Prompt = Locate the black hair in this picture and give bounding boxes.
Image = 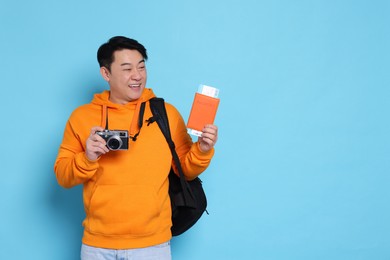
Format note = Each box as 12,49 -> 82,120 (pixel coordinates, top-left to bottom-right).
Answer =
97,36 -> 148,71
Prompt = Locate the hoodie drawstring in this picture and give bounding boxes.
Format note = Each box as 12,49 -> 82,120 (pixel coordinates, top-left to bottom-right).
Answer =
101,104 -> 107,128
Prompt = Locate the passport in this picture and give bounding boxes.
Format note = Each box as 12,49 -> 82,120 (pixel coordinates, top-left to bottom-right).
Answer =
187,85 -> 220,136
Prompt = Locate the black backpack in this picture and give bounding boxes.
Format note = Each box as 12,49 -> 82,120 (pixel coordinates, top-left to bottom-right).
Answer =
148,97 -> 208,236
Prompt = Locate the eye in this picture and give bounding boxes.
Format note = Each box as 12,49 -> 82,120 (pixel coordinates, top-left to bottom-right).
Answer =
138,62 -> 146,70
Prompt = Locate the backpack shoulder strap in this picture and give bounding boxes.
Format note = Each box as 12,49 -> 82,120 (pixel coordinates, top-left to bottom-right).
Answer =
149,97 -> 196,208
149,98 -> 173,146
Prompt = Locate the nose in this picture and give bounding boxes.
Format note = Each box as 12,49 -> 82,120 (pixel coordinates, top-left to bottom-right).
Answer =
131,69 -> 142,80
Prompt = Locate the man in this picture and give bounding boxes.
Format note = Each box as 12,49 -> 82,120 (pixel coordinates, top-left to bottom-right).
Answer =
54,36 -> 218,259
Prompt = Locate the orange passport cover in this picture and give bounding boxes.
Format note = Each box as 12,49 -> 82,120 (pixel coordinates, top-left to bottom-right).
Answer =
187,93 -> 220,131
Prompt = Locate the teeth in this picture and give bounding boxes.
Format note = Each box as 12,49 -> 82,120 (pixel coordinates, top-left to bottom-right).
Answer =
129,84 -> 141,88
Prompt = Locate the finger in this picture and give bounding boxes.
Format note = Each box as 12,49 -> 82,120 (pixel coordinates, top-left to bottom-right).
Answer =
202,138 -> 214,147
204,124 -> 218,130
200,133 -> 217,146
93,133 -> 106,143
88,142 -> 109,154
201,129 -> 218,142
94,145 -> 109,154
89,129 -> 106,143
202,125 -> 218,135
90,126 -> 105,136
86,134 -> 108,152
92,138 -> 109,151
200,132 -> 213,141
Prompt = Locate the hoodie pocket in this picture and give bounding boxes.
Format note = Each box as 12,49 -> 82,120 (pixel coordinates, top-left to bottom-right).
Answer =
87,185 -> 161,237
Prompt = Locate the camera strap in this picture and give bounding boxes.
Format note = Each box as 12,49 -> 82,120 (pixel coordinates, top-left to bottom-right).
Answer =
103,102 -> 147,142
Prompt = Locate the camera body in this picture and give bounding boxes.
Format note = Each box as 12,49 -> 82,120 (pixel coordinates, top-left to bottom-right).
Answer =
96,129 -> 129,150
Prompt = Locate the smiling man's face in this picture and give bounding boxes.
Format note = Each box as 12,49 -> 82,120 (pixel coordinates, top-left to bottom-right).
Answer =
100,49 -> 147,104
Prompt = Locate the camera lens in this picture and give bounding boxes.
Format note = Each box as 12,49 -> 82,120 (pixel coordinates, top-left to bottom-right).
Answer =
107,136 -> 123,150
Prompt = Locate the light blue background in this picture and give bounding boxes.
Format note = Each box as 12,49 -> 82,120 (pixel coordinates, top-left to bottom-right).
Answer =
1,0 -> 389,259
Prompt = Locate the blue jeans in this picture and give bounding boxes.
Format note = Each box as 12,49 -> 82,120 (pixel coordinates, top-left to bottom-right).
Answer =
80,242 -> 171,260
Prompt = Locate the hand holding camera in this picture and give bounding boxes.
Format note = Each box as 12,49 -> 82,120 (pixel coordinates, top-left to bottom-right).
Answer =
85,126 -> 110,161
85,126 -> 129,161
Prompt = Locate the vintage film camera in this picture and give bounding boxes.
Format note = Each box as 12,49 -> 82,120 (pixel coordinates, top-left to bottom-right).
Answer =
96,130 -> 129,150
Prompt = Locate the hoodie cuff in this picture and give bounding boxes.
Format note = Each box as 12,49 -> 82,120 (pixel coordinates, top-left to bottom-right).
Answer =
80,152 -> 100,169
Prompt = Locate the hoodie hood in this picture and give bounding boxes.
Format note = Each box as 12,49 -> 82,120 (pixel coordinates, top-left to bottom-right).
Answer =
91,88 -> 156,108
91,88 -> 156,134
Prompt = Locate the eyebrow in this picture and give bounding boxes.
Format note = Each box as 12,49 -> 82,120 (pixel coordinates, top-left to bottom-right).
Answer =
120,59 -> 145,67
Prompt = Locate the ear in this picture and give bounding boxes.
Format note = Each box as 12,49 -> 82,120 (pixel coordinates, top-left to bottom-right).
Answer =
100,67 -> 111,82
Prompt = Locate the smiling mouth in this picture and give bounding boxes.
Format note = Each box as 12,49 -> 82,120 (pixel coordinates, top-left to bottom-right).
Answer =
129,84 -> 141,89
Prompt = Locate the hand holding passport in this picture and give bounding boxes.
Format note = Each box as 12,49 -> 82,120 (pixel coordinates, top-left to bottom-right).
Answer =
187,85 -> 220,137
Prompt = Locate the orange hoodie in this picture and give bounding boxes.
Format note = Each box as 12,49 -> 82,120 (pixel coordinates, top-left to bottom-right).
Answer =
54,88 -> 214,249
